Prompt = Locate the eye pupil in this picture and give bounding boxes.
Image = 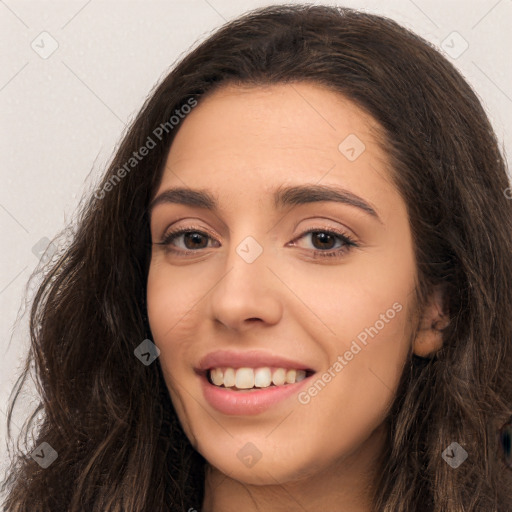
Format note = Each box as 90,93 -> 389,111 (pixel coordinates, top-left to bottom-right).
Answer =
185,232 -> 208,249
313,232 -> 335,250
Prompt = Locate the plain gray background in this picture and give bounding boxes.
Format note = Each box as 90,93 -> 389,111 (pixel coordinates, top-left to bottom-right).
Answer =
1,0 -> 511,492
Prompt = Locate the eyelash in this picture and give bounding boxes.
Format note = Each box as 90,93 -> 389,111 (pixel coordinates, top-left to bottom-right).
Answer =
156,225 -> 358,259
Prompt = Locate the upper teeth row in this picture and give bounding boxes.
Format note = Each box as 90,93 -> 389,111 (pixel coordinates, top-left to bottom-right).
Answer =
209,367 -> 307,389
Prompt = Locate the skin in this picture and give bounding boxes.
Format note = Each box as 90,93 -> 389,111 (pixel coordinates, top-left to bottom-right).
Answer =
146,82 -> 448,511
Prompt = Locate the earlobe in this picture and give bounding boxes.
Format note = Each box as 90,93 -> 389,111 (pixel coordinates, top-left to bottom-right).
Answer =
413,284 -> 450,358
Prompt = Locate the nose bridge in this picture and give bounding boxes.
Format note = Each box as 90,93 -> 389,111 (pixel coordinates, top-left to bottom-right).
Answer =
209,228 -> 283,328
234,233 -> 266,265
221,230 -> 270,294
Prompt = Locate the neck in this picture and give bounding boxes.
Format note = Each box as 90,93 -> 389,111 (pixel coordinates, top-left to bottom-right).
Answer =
201,422 -> 387,512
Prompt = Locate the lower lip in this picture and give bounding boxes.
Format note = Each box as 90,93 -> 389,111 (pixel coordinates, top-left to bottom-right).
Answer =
199,372 -> 313,415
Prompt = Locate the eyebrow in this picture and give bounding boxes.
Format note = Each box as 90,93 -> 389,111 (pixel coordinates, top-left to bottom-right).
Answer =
148,184 -> 382,223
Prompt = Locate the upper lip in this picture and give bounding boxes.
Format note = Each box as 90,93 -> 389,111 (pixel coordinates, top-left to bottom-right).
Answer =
197,350 -> 315,372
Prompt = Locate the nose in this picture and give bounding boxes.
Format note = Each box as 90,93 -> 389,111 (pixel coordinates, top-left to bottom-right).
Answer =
209,234 -> 283,332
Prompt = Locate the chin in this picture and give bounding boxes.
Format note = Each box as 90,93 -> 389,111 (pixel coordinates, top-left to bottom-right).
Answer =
198,435 -> 324,486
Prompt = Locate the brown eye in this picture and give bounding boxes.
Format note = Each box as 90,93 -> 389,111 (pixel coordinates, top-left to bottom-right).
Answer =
290,227 -> 358,260
180,232 -> 209,250
309,232 -> 338,250
158,228 -> 218,253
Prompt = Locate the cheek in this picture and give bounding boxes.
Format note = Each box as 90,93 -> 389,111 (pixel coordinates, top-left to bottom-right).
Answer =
291,301 -> 412,470
285,259 -> 413,349
146,263 -> 203,441
146,262 -> 200,378
147,259 -> 199,340
288,244 -> 415,417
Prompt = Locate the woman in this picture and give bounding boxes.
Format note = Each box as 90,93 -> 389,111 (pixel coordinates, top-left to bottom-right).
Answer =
2,4 -> 511,511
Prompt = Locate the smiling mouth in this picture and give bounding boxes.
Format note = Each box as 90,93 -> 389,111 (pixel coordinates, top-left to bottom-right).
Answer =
205,366 -> 316,391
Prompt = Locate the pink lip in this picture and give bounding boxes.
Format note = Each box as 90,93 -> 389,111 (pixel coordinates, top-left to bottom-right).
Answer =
196,349 -> 314,372
196,350 -> 316,415
199,372 -> 314,415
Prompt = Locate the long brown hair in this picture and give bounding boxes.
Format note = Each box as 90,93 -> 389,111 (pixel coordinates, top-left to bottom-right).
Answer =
2,4 -> 511,511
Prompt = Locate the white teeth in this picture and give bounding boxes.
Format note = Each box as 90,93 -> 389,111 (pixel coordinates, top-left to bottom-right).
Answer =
272,368 -> 286,386
254,367 -> 272,387
208,366 -> 310,389
223,368 -> 236,388
235,367 -> 254,389
285,369 -> 296,384
210,368 -> 224,386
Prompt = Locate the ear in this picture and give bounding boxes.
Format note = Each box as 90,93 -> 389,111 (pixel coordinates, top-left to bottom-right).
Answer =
413,284 -> 450,358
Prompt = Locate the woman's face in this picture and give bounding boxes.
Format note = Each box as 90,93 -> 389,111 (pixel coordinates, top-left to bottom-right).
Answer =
147,82 -> 419,486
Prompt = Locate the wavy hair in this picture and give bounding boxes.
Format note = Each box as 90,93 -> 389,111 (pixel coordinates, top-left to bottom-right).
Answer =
2,4 -> 512,511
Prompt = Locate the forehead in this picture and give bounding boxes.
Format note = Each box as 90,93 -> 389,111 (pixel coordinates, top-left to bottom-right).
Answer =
156,82 -> 398,218
167,82 -> 383,162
